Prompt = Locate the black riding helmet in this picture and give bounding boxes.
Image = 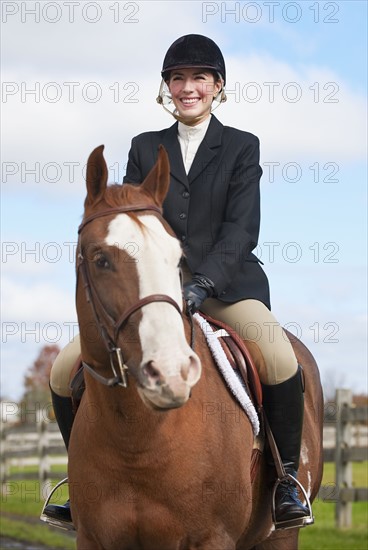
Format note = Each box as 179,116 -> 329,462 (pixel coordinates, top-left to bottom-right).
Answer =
161,34 -> 226,85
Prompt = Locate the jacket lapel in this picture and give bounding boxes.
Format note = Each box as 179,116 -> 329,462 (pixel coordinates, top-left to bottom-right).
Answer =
188,115 -> 223,184
160,115 -> 224,188
161,122 -> 189,188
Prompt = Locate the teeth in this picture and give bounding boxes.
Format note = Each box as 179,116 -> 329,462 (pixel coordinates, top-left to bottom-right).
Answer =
181,98 -> 199,104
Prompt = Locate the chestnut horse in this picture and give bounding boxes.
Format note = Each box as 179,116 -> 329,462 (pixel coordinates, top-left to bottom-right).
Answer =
68,145 -> 323,550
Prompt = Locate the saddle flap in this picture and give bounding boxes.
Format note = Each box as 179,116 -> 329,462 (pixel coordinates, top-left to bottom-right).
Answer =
199,312 -> 263,409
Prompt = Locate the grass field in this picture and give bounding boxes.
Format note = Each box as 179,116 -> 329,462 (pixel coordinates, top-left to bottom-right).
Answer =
299,462 -> 368,549
1,462 -> 367,549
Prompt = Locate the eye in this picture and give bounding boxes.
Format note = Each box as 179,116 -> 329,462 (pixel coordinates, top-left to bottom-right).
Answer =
171,72 -> 184,80
94,253 -> 110,270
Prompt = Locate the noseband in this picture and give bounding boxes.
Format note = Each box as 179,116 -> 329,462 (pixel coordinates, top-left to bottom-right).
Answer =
77,204 -> 184,388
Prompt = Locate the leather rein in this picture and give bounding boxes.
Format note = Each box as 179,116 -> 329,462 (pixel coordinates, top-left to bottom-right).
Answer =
77,204 -> 188,388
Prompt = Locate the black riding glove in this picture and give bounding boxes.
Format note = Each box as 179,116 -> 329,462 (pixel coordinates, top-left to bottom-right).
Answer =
183,274 -> 216,314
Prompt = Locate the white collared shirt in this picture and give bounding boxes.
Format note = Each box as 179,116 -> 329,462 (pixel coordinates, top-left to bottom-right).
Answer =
177,116 -> 211,174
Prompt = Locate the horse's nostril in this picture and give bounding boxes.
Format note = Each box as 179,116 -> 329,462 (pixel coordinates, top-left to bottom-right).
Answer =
180,363 -> 189,381
143,361 -> 162,384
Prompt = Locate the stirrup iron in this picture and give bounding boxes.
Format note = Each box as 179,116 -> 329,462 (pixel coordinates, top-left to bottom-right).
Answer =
272,472 -> 314,530
40,477 -> 75,531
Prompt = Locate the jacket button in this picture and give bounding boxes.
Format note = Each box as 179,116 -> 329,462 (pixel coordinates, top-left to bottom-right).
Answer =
182,191 -> 189,198
179,212 -> 187,220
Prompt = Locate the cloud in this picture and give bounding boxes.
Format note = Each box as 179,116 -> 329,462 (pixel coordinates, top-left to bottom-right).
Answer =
1,2 -> 202,78
223,54 -> 366,162
1,277 -> 76,323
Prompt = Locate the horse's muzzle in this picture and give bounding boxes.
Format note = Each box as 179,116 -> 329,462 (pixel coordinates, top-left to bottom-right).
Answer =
137,353 -> 201,409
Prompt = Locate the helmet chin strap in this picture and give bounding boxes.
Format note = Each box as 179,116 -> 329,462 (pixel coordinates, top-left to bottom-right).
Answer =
156,79 -> 227,127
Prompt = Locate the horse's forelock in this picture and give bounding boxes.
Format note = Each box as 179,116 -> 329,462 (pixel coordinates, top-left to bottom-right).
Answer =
97,183 -> 147,228
104,182 -> 138,206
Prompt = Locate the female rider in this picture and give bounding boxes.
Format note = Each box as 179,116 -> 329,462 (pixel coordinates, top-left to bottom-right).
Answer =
44,34 -> 310,530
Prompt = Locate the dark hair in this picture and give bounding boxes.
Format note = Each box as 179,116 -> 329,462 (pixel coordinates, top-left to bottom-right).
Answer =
164,68 -> 222,85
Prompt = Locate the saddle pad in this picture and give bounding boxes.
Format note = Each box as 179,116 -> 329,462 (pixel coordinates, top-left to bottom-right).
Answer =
194,313 -> 260,436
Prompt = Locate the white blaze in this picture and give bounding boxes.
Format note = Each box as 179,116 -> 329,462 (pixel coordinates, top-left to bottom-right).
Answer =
105,214 -> 187,371
300,442 -> 312,498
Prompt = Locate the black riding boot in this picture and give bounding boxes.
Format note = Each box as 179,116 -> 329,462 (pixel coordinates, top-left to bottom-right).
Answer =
43,388 -> 74,523
262,366 -> 311,528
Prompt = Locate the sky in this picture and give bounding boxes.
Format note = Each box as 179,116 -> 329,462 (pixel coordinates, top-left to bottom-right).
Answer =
1,0 -> 367,402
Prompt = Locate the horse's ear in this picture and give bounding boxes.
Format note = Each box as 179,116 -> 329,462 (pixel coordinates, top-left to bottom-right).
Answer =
141,145 -> 170,206
85,145 -> 108,205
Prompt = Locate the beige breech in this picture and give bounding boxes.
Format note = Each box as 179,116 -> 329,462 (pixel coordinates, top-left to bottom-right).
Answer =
200,298 -> 298,385
51,271 -> 297,396
50,335 -> 81,397
183,262 -> 298,385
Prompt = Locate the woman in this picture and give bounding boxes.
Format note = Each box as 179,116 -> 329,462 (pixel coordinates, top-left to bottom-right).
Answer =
44,34 -> 310,529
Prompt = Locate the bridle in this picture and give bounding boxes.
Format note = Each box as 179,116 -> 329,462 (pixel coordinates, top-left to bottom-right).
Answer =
77,203 -> 189,388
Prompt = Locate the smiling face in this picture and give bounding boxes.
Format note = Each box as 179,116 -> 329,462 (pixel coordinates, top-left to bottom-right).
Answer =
167,68 -> 222,124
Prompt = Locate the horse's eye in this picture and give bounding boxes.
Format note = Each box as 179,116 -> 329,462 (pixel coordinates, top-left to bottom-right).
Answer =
95,254 -> 110,269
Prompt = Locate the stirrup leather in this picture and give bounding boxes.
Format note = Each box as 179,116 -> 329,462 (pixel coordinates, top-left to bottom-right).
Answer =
40,477 -> 75,531
272,472 -> 314,530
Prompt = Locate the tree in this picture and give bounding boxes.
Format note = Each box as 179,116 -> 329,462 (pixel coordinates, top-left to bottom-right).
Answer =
20,345 -> 60,424
322,367 -> 348,403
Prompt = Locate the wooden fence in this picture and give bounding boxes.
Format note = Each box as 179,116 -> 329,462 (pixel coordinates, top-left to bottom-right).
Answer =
319,388 -> 368,528
1,419 -> 67,502
1,388 -> 367,528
